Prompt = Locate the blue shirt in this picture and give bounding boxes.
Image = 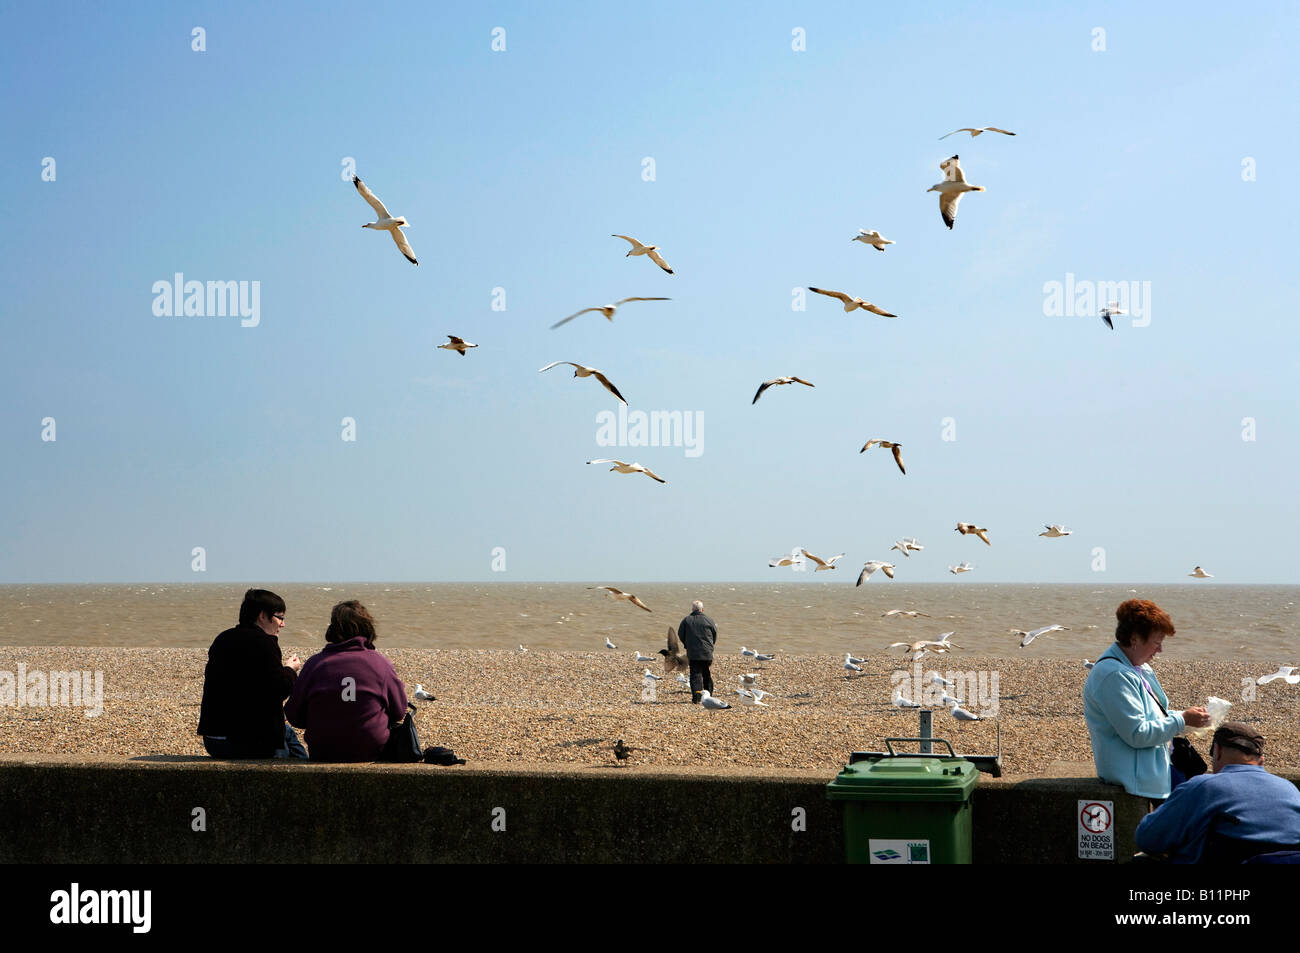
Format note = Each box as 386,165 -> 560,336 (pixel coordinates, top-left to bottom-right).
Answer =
1083,643 -> 1185,798
1135,764 -> 1300,862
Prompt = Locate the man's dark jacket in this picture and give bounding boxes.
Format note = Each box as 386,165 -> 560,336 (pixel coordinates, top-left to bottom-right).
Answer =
677,609 -> 717,661
197,623 -> 297,754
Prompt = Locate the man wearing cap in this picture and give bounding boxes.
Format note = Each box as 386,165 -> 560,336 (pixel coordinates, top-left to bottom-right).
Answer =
1134,722 -> 1300,863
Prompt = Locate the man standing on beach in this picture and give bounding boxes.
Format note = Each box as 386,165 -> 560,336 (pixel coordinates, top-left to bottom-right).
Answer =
198,588 -> 306,759
677,600 -> 717,705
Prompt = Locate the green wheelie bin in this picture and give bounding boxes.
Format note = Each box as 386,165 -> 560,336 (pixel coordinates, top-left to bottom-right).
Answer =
826,741 -> 977,864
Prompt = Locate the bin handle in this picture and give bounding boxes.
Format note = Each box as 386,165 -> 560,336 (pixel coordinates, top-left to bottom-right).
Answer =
883,737 -> 956,757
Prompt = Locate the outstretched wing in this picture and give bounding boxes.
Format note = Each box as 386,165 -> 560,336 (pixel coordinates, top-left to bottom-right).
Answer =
390,228 -> 418,265
539,361 -> 578,373
647,249 -> 674,274
551,308 -> 600,330
352,176 -> 393,218
612,234 -> 644,250
753,380 -> 775,404
939,191 -> 963,229
637,466 -> 666,484
808,286 -> 852,305
591,370 -> 628,406
939,128 -> 977,140
614,297 -> 671,305
891,445 -> 906,474
864,303 -> 897,317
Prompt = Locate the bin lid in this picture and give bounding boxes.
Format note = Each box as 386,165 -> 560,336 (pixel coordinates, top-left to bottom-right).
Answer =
826,757 -> 978,801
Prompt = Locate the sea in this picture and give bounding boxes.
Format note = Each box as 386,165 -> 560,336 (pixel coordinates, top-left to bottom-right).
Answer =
0,583 -> 1295,663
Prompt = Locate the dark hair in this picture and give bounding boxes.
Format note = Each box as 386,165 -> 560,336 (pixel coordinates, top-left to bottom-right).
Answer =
1115,599 -> 1175,647
239,588 -> 286,627
325,600 -> 377,646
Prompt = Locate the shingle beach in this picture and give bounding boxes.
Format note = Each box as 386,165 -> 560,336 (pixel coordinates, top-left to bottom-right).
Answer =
2,647 -> 1295,775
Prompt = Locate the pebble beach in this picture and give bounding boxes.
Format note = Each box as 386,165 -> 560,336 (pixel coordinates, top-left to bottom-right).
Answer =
2,647 -> 1296,776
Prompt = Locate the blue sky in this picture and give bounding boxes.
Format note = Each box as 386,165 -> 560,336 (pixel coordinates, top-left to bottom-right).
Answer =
2,1 -> 1297,583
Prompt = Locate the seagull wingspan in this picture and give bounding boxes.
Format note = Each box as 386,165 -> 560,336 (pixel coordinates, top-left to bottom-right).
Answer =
352,176 -> 393,219
612,234 -> 644,250
614,297 -> 671,305
864,303 -> 897,317
538,361 -> 577,373
551,308 -> 600,330
591,370 -> 628,405
647,249 -> 673,274
808,287 -> 852,305
390,228 -> 418,265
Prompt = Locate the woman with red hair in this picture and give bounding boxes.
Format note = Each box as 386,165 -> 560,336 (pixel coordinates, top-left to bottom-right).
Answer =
1083,599 -> 1210,800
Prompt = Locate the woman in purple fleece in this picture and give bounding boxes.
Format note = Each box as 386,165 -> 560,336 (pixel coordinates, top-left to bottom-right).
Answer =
284,601 -> 409,762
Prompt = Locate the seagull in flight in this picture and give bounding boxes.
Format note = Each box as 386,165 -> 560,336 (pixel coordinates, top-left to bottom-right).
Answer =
1040,525 -> 1072,538
890,538 -> 924,558
861,439 -> 906,474
1257,666 -> 1300,685
949,562 -> 974,574
1012,624 -> 1070,648
612,234 -> 674,274
955,523 -> 991,546
768,551 -> 805,568
588,586 -> 653,612
586,459 -> 666,484
436,335 -> 477,356
753,376 -> 815,404
852,229 -> 894,251
856,561 -> 896,585
1100,302 -> 1126,330
939,126 -> 1016,139
800,549 -> 845,571
352,175 -> 417,265
1188,566 -> 1214,578
808,287 -> 897,317
882,609 -> 931,618
927,155 -> 985,229
660,627 -> 689,675
539,361 -> 627,405
550,296 -> 671,330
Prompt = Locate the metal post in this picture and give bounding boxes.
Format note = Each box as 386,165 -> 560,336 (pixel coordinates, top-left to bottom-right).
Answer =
919,710 -> 932,754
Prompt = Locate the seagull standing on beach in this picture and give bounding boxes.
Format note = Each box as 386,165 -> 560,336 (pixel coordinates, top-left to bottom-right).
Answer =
927,156 -> 985,229
852,229 -> 895,251
752,650 -> 776,662
1013,624 -> 1070,648
586,459 -> 666,484
605,637 -> 617,649
635,651 -> 654,662
352,175 -> 417,265
808,287 -> 897,316
642,668 -> 663,681
437,335 -> 477,356
413,684 -> 436,701
550,296 -> 671,330
741,646 -> 757,659
1040,525 -> 1072,538
589,586 -> 653,612
539,362 -> 628,405
612,234 -> 674,274
700,690 -> 731,710
753,376 -> 815,404
861,440 -> 906,474
892,687 -> 921,708
947,699 -> 982,721
955,523 -> 991,546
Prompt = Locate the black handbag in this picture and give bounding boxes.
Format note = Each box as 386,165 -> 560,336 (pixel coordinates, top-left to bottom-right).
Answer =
379,703 -> 422,762
1171,736 -> 1208,778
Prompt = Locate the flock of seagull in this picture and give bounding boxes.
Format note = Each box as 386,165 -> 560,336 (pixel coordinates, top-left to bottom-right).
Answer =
352,130 -> 1227,724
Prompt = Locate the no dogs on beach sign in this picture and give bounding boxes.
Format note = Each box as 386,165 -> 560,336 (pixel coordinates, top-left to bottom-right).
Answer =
1078,801 -> 1114,860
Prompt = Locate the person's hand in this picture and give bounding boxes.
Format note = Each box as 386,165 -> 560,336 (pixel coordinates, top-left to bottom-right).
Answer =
1181,706 -> 1211,728
286,654 -> 302,673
